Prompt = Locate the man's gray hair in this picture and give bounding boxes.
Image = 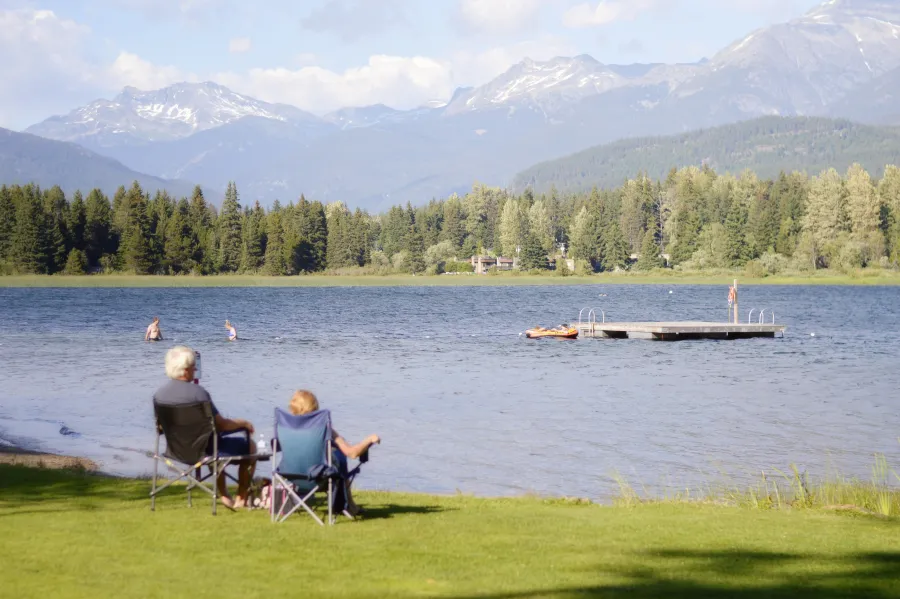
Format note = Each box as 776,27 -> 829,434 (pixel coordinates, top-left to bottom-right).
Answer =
165,346 -> 196,380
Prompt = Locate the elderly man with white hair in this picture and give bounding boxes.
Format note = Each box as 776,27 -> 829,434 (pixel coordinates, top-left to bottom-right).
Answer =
153,345 -> 257,509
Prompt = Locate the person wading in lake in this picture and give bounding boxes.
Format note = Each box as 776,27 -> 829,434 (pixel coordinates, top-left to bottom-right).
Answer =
145,317 -> 163,342
153,346 -> 257,508
225,320 -> 237,341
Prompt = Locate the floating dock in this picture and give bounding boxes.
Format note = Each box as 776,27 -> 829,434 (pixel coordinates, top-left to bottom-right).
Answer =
574,321 -> 785,341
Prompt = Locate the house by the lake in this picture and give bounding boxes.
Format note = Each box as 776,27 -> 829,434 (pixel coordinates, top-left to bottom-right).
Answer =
471,255 -> 516,274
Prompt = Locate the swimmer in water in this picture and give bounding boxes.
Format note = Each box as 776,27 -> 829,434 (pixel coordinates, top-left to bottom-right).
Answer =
225,320 -> 237,341
145,317 -> 163,342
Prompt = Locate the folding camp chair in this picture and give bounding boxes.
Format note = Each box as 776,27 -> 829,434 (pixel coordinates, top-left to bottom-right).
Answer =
270,408 -> 366,526
150,400 -> 266,515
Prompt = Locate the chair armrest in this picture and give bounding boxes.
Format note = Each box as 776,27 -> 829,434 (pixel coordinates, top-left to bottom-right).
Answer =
221,427 -> 251,439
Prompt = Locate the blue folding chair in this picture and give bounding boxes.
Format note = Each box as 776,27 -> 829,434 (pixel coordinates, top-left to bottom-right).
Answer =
270,408 -> 364,525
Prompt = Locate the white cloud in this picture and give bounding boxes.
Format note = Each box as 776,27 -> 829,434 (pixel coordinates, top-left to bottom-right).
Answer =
106,51 -> 195,91
459,0 -> 546,33
228,36 -> 251,53
215,55 -> 455,114
562,0 -> 661,28
0,9 -> 99,127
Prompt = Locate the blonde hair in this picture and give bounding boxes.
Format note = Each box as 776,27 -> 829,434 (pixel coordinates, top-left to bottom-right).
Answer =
290,390 -> 319,415
165,346 -> 195,380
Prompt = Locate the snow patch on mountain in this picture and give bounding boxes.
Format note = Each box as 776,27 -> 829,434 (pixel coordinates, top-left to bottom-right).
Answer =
25,81 -> 317,146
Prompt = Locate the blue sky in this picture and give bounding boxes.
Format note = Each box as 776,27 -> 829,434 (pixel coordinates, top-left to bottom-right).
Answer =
0,0 -> 823,129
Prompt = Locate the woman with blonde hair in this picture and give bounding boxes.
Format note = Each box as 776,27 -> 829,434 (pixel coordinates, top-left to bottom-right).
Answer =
289,389 -> 380,516
225,320 -> 237,341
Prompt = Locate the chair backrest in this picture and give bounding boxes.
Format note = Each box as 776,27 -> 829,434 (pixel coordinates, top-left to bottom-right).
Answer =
154,401 -> 215,465
274,408 -> 332,483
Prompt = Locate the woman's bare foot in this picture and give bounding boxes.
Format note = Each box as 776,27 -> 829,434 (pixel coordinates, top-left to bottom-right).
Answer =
233,496 -> 247,509
220,495 -> 236,509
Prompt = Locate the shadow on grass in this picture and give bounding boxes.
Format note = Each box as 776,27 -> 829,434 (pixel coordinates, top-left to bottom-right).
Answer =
445,549 -> 900,598
0,465 -> 145,509
358,503 -> 449,521
0,465 -> 450,523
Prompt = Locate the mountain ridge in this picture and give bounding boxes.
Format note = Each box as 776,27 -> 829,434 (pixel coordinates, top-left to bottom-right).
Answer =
511,116 -> 900,195
0,127 -> 198,199
12,0 -> 900,209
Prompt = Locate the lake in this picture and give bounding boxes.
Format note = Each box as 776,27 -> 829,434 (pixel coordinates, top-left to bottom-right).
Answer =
0,284 -> 898,499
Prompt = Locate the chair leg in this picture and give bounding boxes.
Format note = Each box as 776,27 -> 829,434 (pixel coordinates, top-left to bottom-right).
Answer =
328,478 -> 333,526
212,461 -> 218,516
151,434 -> 159,511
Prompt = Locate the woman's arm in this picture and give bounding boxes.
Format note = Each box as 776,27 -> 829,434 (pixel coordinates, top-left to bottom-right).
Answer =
334,432 -> 380,459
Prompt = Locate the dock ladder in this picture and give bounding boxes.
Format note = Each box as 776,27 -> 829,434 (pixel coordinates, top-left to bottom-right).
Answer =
578,307 -> 606,337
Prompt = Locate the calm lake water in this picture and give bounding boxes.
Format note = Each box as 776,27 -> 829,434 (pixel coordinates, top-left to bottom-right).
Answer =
1,284 -> 898,499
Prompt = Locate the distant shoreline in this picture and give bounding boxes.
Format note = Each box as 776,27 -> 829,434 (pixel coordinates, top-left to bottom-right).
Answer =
1,271 -> 899,287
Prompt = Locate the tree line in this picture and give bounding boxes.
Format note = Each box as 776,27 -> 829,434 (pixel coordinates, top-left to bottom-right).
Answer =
1,162 -> 899,276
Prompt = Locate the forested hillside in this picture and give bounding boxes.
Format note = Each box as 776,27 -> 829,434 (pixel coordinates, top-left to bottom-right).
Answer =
512,117 -> 900,196
2,160 -> 900,277
0,128 -> 195,200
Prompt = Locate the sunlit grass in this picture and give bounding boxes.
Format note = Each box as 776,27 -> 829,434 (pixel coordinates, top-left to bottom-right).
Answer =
2,268 -> 899,287
612,454 -> 900,517
2,463 -> 899,598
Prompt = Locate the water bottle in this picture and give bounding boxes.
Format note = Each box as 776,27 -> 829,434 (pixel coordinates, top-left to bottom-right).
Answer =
257,434 -> 266,454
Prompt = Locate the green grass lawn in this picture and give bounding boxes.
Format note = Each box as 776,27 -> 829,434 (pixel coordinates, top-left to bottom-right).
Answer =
2,465 -> 898,598
2,269 -> 900,287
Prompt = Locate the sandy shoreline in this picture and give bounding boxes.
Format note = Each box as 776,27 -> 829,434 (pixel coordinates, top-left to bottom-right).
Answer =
0,441 -> 99,471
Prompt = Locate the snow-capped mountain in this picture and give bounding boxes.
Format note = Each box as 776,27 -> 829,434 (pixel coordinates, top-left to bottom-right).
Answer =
14,0 -> 900,210
25,81 -> 321,147
674,0 -> 900,116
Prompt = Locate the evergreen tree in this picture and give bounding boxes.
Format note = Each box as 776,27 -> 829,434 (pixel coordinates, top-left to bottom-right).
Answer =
84,189 -> 112,268
619,176 -> 652,254
528,199 -> 554,253
188,186 -> 213,272
879,165 -> 900,264
669,210 -> 701,265
218,181 -> 243,272
845,163 -> 884,262
803,168 -> 847,267
111,185 -> 128,236
724,197 -> 750,267
406,224 -> 426,273
379,205 -> 411,258
67,190 -> 87,253
264,211 -> 286,275
0,185 -> 15,264
42,186 -> 69,273
119,182 -> 153,274
326,205 -> 350,269
518,230 -> 548,270
304,201 -> 328,271
12,185 -> 48,274
63,248 -> 88,274
441,196 -> 466,250
602,222 -> 630,271
568,206 -> 596,268
845,163 -> 881,239
498,198 -> 526,257
348,208 -> 370,267
635,226 -> 664,270
239,202 -> 265,272
164,200 -> 198,273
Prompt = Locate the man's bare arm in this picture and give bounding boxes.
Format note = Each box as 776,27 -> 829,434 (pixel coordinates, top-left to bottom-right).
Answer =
215,414 -> 254,434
